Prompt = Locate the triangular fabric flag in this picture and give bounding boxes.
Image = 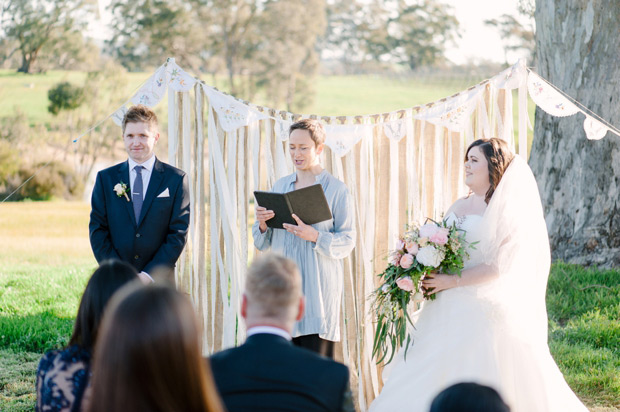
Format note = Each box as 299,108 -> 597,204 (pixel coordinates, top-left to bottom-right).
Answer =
203,85 -> 268,133
527,71 -> 580,117
131,65 -> 168,107
111,106 -> 128,126
414,85 -> 482,132
166,61 -> 197,92
383,118 -> 408,141
583,115 -> 609,140
324,123 -> 372,157
275,118 -> 293,142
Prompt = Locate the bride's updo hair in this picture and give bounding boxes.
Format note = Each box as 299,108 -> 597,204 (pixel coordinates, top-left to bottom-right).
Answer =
465,138 -> 514,204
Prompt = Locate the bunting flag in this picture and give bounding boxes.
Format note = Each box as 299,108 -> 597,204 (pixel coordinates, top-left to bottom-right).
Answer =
203,85 -> 269,133
131,65 -> 168,107
527,71 -> 580,117
583,115 -> 610,140
414,85 -> 483,132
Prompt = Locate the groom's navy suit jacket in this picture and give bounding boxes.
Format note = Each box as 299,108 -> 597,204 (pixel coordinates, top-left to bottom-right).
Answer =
209,333 -> 353,412
89,158 -> 190,274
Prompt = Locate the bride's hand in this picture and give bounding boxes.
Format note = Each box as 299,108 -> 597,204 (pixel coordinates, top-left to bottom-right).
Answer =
421,273 -> 459,296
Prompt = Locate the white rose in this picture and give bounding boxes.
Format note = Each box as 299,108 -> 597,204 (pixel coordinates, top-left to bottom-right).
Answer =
416,245 -> 445,268
114,183 -> 123,195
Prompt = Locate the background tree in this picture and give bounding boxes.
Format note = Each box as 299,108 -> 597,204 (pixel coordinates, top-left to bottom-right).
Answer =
529,0 -> 620,267
106,0 -> 208,74
252,0 -> 326,110
0,0 -> 95,73
321,0 -> 459,72
484,0 -> 535,66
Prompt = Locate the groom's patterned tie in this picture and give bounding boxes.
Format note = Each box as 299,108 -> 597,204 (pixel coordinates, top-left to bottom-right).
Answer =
132,165 -> 144,222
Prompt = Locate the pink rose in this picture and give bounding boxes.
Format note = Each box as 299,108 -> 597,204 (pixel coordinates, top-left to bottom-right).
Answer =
395,238 -> 405,251
405,241 -> 419,255
389,252 -> 402,267
396,276 -> 415,292
399,253 -> 415,269
429,227 -> 450,245
419,223 -> 440,238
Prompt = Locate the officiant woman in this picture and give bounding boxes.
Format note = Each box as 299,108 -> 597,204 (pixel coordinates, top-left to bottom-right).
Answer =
252,119 -> 356,358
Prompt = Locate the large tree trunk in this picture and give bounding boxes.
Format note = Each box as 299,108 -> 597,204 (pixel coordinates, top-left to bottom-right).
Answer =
530,0 -> 620,267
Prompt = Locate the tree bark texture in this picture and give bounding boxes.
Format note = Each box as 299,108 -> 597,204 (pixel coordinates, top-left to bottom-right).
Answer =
530,0 -> 620,267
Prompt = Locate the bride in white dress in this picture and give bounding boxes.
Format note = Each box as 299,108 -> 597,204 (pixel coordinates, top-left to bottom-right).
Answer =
369,138 -> 588,412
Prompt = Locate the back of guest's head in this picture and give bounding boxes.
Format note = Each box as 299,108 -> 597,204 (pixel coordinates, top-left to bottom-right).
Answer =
88,284 -> 223,412
69,259 -> 137,350
244,252 -> 302,323
430,382 -> 510,412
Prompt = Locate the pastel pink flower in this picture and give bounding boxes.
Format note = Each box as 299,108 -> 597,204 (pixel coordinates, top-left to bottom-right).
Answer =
419,223 -> 440,238
429,228 -> 450,245
399,253 -> 415,269
389,252 -> 402,267
405,241 -> 419,255
395,238 -> 405,251
396,276 -> 415,292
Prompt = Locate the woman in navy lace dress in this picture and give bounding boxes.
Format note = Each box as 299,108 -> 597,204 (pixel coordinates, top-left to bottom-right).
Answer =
36,260 -> 138,412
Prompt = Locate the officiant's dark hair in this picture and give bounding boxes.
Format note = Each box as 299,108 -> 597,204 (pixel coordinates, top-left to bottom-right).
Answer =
88,284 -> 224,412
68,259 -> 137,350
465,138 -> 514,204
122,104 -> 159,134
290,118 -> 326,147
430,382 -> 510,412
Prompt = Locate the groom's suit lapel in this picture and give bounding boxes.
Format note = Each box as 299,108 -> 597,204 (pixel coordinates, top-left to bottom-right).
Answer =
137,158 -> 165,226
117,161 -> 137,228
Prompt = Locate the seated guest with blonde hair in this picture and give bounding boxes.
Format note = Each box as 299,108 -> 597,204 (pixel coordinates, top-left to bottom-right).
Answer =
87,283 -> 223,412
209,252 -> 355,412
36,259 -> 138,412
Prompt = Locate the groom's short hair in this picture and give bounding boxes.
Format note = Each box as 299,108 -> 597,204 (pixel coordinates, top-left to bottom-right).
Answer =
244,253 -> 302,320
122,105 -> 159,134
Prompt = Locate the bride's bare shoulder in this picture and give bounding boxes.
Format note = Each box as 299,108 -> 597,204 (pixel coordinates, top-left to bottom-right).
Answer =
445,196 -> 470,217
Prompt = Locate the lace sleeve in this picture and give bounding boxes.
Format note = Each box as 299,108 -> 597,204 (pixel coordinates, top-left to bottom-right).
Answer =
36,347 -> 91,412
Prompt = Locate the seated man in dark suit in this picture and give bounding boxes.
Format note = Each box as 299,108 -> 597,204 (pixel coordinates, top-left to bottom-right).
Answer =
209,252 -> 355,412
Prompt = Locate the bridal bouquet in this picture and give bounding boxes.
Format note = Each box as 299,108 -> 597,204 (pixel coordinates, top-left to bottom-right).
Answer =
371,219 -> 473,364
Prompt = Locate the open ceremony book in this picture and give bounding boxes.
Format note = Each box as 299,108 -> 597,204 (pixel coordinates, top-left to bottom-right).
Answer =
253,184 -> 333,229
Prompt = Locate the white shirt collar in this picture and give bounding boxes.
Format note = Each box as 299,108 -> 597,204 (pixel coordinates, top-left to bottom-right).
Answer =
128,155 -> 156,173
246,326 -> 292,341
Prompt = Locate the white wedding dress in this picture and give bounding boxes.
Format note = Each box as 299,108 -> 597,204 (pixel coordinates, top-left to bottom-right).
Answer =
369,158 -> 589,412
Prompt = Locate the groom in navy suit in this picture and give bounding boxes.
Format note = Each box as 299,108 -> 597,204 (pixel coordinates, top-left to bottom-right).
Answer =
209,252 -> 355,412
89,105 -> 190,282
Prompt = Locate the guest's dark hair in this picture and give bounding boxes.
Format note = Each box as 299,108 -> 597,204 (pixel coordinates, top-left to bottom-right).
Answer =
289,118 -> 326,147
68,259 -> 137,350
430,382 -> 510,412
465,138 -> 514,204
88,284 -> 224,412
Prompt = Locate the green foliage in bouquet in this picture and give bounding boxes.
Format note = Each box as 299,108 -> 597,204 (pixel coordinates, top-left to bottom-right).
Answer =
371,218 -> 475,364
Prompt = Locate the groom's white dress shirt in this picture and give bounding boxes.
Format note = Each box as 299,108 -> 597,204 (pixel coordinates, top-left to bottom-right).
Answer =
128,155 -> 156,200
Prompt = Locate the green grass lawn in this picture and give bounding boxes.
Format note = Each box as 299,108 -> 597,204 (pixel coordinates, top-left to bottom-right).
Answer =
0,202 -> 618,411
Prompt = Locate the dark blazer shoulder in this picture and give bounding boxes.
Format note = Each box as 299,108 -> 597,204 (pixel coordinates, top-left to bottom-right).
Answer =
98,161 -> 126,176
156,159 -> 186,177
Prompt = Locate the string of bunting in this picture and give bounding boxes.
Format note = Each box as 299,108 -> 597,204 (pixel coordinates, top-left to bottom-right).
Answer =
4,58 -> 618,203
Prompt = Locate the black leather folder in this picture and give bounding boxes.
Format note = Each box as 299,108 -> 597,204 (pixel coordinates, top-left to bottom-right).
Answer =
254,184 -> 333,229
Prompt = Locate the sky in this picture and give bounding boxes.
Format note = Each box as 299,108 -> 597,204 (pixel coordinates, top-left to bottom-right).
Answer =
88,0 -> 530,66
